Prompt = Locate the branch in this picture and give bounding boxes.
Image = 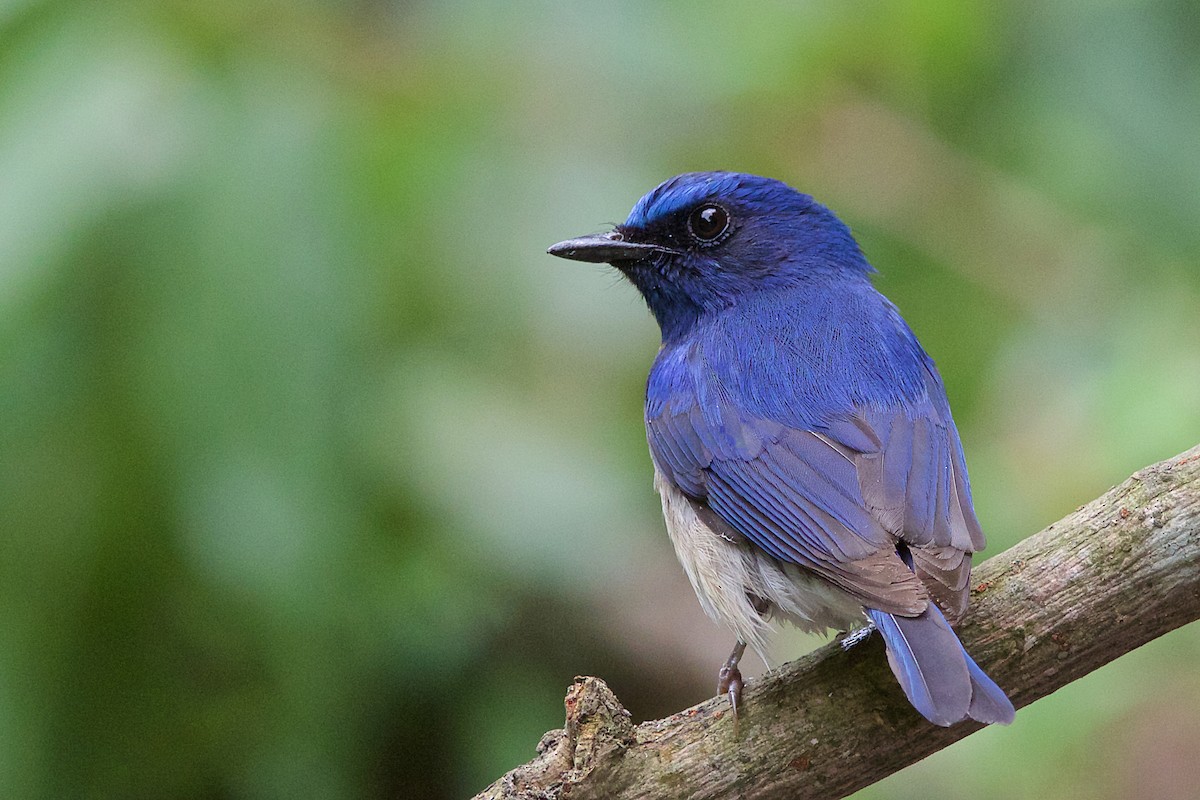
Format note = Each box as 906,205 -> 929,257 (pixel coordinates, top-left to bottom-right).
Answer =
476,444 -> 1200,800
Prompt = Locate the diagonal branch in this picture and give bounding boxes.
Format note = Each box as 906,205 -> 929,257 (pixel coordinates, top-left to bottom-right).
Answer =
476,444 -> 1200,800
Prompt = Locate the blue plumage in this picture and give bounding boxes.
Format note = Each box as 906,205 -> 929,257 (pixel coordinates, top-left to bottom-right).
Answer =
548,171 -> 1014,727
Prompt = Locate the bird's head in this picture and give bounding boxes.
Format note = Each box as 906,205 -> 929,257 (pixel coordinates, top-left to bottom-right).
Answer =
548,172 -> 872,341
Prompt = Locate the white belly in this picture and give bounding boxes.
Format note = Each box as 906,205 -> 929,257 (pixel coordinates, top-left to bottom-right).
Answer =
654,467 -> 865,660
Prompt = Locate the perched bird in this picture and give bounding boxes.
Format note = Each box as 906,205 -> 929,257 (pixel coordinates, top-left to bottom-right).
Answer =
548,172 -> 1015,727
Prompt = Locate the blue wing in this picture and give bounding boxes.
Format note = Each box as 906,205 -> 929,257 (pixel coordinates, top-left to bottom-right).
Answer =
646,328 -> 983,620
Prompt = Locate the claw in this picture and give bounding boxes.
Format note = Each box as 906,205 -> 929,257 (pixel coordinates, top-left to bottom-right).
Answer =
840,621 -> 877,651
720,665 -> 744,731
717,641 -> 748,733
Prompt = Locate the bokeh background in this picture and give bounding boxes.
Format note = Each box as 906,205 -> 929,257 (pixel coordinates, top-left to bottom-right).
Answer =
3,1 -> 1200,798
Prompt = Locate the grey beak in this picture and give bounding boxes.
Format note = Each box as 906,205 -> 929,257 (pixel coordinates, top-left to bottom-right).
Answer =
547,232 -> 675,263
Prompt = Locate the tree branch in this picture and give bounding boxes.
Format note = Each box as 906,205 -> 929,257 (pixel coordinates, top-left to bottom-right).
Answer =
475,444 -> 1200,800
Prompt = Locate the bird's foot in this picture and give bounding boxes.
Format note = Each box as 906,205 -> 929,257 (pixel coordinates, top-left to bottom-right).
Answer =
718,663 -> 744,718
840,621 -> 877,651
717,641 -> 748,731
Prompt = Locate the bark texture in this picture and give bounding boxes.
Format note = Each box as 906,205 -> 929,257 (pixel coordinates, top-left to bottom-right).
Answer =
475,444 -> 1200,800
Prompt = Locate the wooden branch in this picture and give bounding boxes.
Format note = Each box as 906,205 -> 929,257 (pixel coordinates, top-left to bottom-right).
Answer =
476,444 -> 1200,800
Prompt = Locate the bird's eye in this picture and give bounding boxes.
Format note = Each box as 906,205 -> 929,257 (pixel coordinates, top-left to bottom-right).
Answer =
687,204 -> 730,244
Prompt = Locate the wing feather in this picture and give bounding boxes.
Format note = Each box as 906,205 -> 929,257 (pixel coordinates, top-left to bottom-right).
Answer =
648,357 -> 985,621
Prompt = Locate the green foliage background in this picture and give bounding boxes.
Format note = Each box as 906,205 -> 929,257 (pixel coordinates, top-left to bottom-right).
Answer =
2,1 -> 1199,798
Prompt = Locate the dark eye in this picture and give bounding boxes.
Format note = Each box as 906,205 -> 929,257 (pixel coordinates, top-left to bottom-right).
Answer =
687,204 -> 730,243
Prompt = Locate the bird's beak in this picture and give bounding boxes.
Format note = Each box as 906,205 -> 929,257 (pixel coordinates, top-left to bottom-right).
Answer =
547,232 -> 675,263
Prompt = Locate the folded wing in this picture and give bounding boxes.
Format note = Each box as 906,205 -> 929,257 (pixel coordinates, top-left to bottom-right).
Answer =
647,358 -> 983,622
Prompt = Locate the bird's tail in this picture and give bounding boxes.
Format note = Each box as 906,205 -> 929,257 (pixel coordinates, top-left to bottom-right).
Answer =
866,605 -> 1015,727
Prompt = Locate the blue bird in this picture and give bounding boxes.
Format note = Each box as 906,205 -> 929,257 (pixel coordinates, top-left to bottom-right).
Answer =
548,172 -> 1015,727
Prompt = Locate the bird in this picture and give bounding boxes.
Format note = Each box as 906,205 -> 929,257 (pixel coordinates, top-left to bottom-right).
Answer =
547,171 -> 1015,727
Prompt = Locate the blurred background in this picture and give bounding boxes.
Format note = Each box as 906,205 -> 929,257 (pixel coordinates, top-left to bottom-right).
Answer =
2,1 -> 1199,798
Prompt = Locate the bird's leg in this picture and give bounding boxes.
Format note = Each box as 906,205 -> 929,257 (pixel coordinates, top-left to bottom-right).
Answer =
718,595 -> 771,729
840,620 -> 877,651
717,640 -> 747,724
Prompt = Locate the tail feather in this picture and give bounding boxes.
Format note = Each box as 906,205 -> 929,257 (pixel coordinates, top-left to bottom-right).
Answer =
964,649 -> 1017,725
867,606 -> 1014,726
